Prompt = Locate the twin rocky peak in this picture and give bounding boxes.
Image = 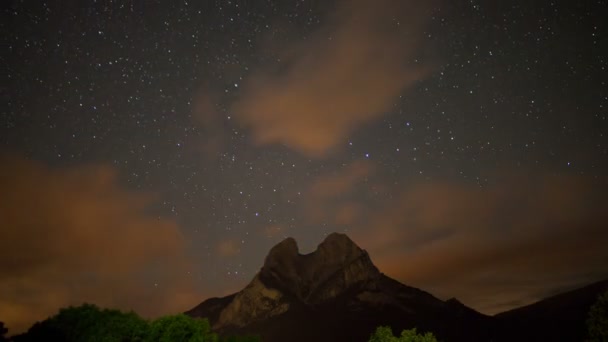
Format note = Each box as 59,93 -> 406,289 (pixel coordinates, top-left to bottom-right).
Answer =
188,233 -> 384,329
260,233 -> 380,303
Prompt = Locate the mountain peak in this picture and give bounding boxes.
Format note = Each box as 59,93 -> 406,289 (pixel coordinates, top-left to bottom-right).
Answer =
276,236 -> 299,252
316,233 -> 363,263
264,237 -> 299,265
259,233 -> 379,303
318,232 -> 360,251
321,232 -> 355,244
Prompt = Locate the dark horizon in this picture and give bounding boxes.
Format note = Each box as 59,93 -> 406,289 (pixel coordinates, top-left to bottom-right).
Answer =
3,0 -> 608,334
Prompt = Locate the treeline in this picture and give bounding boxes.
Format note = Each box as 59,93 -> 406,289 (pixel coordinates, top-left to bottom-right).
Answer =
0,304 -> 259,342
1,290 -> 605,342
0,311 -> 439,342
0,307 -> 439,342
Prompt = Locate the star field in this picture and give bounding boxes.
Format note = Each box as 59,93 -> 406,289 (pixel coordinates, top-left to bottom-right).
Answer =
2,0 -> 608,333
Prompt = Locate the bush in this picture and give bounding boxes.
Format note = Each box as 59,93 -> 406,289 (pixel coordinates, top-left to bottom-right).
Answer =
11,303 -> 255,342
12,304 -> 148,342
369,326 -> 438,342
587,290 -> 608,342
147,314 -> 217,342
0,322 -> 8,342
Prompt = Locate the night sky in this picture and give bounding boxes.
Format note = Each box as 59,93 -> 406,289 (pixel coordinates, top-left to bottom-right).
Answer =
2,0 -> 608,334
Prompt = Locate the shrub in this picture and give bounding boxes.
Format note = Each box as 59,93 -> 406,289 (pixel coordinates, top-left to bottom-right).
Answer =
587,290 -> 608,342
369,326 -> 438,342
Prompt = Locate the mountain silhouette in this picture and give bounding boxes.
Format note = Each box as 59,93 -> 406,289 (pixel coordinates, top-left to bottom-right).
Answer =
494,279 -> 608,341
186,233 -> 606,342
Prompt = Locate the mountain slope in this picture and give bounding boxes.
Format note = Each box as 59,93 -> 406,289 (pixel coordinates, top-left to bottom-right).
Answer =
494,279 -> 608,342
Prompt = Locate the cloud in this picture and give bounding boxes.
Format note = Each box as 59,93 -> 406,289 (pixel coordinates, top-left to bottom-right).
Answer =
0,154 -> 205,333
216,239 -> 241,257
227,0 -> 434,157
308,160 -> 373,199
349,174 -> 608,314
304,160 -> 373,224
262,225 -> 285,239
334,202 -> 364,226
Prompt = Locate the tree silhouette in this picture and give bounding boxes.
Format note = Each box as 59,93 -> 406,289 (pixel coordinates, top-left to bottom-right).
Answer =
369,326 -> 438,342
10,303 -> 255,342
147,314 -> 216,342
0,321 -> 9,342
586,290 -> 608,342
11,303 -> 148,342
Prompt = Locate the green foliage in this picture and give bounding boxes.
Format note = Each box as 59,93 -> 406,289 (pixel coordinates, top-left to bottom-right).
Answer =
0,321 -> 8,342
53,304 -> 148,342
12,303 -> 149,342
369,326 -> 397,342
586,290 -> 608,342
369,326 -> 438,342
147,314 -> 217,342
11,303 -> 255,342
398,328 -> 438,342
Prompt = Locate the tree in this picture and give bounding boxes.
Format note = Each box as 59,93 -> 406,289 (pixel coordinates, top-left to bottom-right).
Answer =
369,326 -> 398,342
397,328 -> 438,342
587,290 -> 608,342
0,321 -> 8,342
369,326 -> 438,342
11,303 -> 255,342
147,314 -> 217,342
12,303 -> 148,342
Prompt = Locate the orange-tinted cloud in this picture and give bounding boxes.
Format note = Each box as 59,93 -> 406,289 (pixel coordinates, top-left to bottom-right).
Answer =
262,225 -> 284,239
349,174 -> 608,314
228,0 -> 434,157
334,202 -> 364,226
304,160 -> 373,224
308,160 -> 373,199
216,239 -> 241,257
0,154 -> 205,333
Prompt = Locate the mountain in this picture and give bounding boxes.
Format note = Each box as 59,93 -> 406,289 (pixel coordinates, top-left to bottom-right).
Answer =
187,233 -> 493,341
187,233 -> 606,342
494,279 -> 608,341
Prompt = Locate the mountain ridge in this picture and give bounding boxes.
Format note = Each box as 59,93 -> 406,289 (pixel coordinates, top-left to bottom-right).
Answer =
186,233 -> 607,342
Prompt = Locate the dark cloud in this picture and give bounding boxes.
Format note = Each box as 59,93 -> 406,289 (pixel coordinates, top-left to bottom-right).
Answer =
0,154 -> 205,333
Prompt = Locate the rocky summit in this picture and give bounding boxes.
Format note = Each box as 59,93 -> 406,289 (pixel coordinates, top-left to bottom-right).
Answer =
186,233 -> 607,342
191,233 -> 385,331
259,233 -> 380,304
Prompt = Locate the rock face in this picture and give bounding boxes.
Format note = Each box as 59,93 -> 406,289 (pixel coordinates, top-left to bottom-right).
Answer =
186,233 -> 607,342
260,233 -> 380,304
215,274 -> 290,328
